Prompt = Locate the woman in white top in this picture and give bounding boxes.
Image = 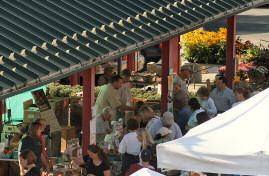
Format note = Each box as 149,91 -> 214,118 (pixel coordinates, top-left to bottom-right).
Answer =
118,119 -> 141,175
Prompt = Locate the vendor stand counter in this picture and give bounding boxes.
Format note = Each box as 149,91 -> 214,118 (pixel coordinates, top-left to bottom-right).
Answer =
54,161 -> 122,176
0,158 -> 19,176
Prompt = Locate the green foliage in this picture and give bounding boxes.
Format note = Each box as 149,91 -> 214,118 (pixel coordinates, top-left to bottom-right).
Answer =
131,88 -> 161,100
94,85 -> 105,97
47,84 -> 82,97
188,92 -> 199,99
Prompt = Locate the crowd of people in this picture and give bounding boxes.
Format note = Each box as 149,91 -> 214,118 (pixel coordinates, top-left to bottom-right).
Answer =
18,65 -> 250,176
92,65 -> 250,176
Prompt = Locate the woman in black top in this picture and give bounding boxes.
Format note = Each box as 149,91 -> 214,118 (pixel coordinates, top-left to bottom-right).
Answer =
19,149 -> 40,176
82,145 -> 111,176
19,122 -> 43,175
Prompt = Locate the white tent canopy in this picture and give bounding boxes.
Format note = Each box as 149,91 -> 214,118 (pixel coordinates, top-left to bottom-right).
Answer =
157,88 -> 269,175
130,168 -> 165,176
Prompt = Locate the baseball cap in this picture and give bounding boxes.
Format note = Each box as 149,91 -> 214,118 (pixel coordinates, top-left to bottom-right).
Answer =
158,127 -> 172,136
163,111 -> 174,126
121,69 -> 131,77
140,149 -> 152,162
104,64 -> 114,71
181,65 -> 193,73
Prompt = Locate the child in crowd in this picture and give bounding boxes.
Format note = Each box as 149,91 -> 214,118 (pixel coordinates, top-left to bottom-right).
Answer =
196,111 -> 210,125
126,149 -> 155,175
154,127 -> 172,144
118,119 -> 141,175
187,98 -> 204,129
19,149 -> 40,176
136,128 -> 155,150
197,86 -> 217,118
233,87 -> 249,107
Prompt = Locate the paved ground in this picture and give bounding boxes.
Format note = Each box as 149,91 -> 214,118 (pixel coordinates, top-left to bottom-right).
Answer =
205,7 -> 269,46
187,7 -> 269,93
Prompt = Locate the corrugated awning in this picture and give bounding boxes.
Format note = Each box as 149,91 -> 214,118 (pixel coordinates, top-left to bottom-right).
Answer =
0,0 -> 268,99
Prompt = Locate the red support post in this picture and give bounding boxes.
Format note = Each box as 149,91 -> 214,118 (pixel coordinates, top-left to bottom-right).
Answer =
161,41 -> 170,115
127,53 -> 135,72
70,73 -> 80,86
169,37 -> 180,75
82,68 -> 95,155
226,15 -> 237,89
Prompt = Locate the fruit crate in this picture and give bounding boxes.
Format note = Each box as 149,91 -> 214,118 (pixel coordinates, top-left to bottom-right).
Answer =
1,154 -> 12,159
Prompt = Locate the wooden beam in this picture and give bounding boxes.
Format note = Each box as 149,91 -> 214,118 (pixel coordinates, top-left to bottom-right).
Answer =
226,15 -> 237,89
82,68 -> 95,155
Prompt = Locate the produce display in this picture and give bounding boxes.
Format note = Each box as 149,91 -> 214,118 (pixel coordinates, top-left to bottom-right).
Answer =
47,84 -> 162,101
131,88 -> 161,100
47,84 -> 83,97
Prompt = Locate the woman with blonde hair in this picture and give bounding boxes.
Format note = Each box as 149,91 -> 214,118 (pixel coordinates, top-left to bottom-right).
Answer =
134,101 -> 146,127
136,128 -> 157,170
138,106 -> 160,129
136,128 -> 154,150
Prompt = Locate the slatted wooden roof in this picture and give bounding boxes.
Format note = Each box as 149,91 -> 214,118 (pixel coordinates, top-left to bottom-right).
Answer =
0,0 -> 268,99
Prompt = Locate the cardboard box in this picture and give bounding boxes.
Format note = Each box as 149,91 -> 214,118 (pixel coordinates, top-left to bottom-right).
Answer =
23,99 -> 41,124
43,132 -> 61,157
48,97 -> 69,126
61,126 -> 76,152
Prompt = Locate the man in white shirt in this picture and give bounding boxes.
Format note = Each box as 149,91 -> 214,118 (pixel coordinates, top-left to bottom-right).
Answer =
117,69 -> 132,107
116,69 -> 132,121
173,65 -> 193,95
96,106 -> 114,142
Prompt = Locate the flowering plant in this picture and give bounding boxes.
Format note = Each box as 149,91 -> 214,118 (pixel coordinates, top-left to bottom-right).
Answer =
181,28 -> 227,64
217,66 -> 226,75
236,65 -> 250,80
217,65 -> 250,80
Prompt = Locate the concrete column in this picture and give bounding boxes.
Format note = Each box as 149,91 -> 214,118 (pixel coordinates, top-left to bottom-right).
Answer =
70,73 -> 80,86
161,41 -> 170,115
226,15 -> 237,89
82,68 -> 95,155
